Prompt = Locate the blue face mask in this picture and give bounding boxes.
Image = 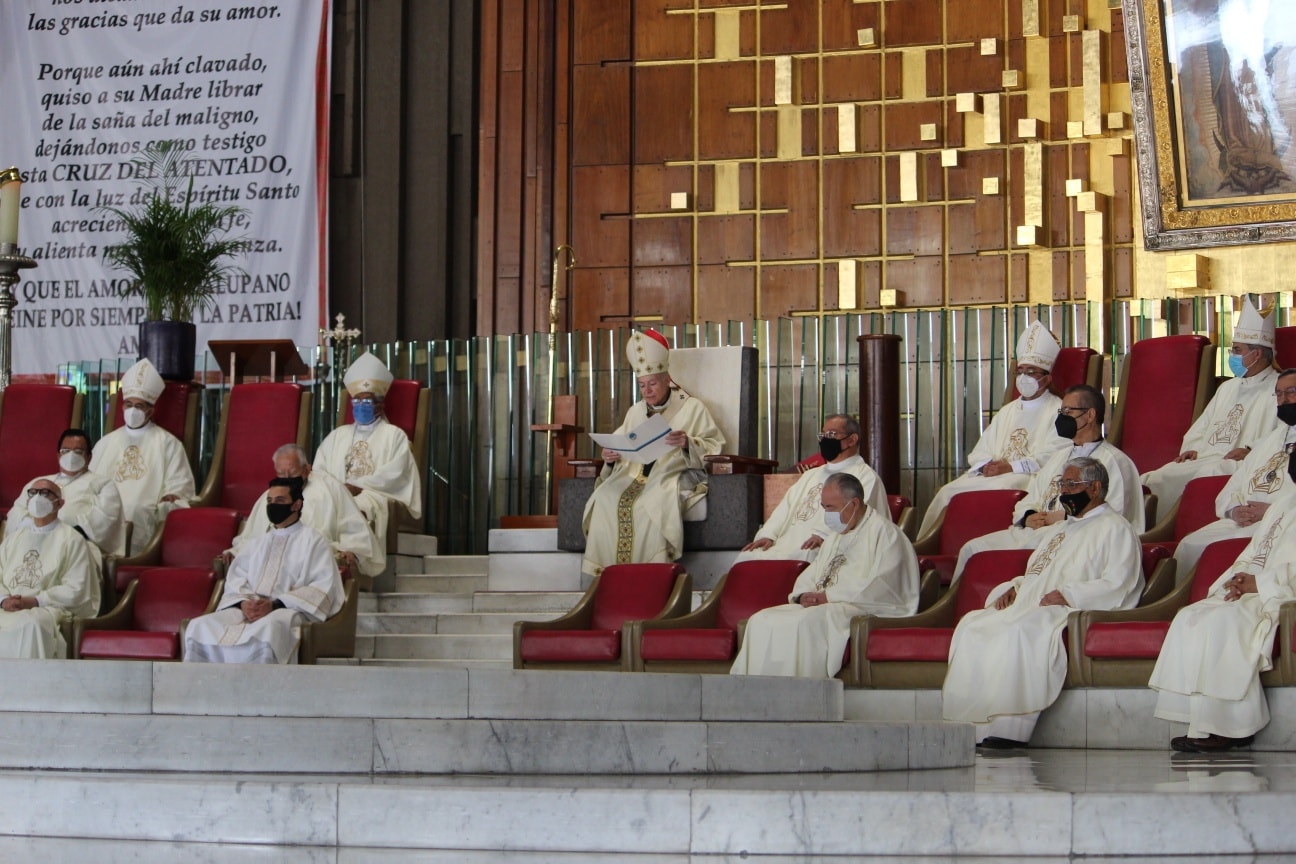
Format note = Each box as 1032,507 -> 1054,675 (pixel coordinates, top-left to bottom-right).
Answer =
1228,352 -> 1250,378
353,401 -> 376,425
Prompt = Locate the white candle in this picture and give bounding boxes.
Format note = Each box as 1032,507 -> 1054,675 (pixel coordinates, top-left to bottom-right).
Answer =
0,169 -> 22,247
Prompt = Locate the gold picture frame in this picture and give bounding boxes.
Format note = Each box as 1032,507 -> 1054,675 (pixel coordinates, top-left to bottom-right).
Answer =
1125,0 -> 1296,249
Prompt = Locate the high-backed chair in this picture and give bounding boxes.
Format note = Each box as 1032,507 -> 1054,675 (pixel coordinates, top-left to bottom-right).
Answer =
911,489 -> 1027,585
298,573 -> 359,665
1066,537 -> 1250,687
1108,335 -> 1215,476
1003,345 -> 1101,403
0,384 -> 82,514
514,563 -> 692,670
106,380 -> 201,474
887,494 -> 916,540
193,383 -> 311,513
1276,326 -> 1296,369
73,567 -> 222,660
628,559 -> 809,672
106,507 -> 240,607
844,548 -> 1034,688
1140,474 -> 1232,558
339,379 -> 430,541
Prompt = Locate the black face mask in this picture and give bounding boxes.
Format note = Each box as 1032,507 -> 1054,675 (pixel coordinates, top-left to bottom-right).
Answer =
1060,489 -> 1091,517
1055,414 -> 1079,440
818,436 -> 844,462
267,502 -> 295,526
1278,403 -> 1296,427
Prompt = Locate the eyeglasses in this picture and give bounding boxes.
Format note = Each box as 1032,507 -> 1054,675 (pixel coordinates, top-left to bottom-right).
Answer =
353,398 -> 378,407
57,448 -> 86,455
1057,406 -> 1087,416
1276,386 -> 1296,400
817,431 -> 851,441
26,489 -> 57,500
1017,367 -> 1048,379
1058,479 -> 1091,490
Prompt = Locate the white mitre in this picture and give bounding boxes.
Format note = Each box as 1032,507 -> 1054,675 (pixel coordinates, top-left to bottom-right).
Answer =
1016,320 -> 1061,372
344,351 -> 394,397
120,358 -> 164,403
1233,297 -> 1275,349
626,329 -> 670,377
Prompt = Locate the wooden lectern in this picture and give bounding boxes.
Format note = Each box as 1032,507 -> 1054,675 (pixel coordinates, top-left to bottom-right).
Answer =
208,339 -> 310,383
529,394 -> 585,517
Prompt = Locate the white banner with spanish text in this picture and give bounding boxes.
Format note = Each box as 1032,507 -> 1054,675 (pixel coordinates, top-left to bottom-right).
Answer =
0,0 -> 329,377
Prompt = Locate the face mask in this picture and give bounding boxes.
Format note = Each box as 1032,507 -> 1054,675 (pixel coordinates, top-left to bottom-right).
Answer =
822,501 -> 855,534
266,502 -> 295,525
1055,413 -> 1079,440
58,451 -> 86,474
123,407 -> 147,430
1016,374 -> 1041,399
818,436 -> 844,462
1228,353 -> 1251,378
352,402 -> 376,425
1278,403 -> 1296,427
27,495 -> 54,520
1060,489 -> 1091,517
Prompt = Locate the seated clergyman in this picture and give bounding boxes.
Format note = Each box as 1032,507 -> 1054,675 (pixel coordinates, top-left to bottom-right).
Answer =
184,477 -> 346,664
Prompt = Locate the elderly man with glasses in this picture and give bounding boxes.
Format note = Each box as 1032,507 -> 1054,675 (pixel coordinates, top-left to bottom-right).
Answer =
949,384 -> 1144,583
943,457 -> 1143,748
734,414 -> 888,564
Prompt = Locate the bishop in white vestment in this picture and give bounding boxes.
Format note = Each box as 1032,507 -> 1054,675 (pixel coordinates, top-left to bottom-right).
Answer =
186,478 -> 345,664
89,359 -> 195,554
1150,480 -> 1296,751
314,352 -> 422,544
943,458 -> 1143,746
0,479 -> 100,659
918,321 -> 1069,538
1142,299 -> 1280,512
730,473 -> 919,678
582,330 -> 724,576
734,414 -> 887,564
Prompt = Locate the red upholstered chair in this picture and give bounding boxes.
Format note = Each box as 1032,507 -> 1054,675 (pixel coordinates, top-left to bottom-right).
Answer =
1108,335 -> 1215,476
106,507 -> 241,607
1139,473 -> 1232,559
843,548 -> 1034,687
1004,346 -> 1102,403
1066,537 -> 1250,687
1276,326 -> 1296,369
340,379 -> 429,541
628,559 -> 809,672
299,571 -> 359,665
887,495 -> 917,540
73,566 -> 222,660
107,380 -> 201,474
193,383 -> 311,514
911,488 -> 1027,585
514,563 -> 692,670
0,384 -> 82,514
1139,544 -> 1177,606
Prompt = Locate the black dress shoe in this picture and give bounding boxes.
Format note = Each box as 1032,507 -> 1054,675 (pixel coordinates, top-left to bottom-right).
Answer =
977,736 -> 1029,750
1170,733 -> 1255,753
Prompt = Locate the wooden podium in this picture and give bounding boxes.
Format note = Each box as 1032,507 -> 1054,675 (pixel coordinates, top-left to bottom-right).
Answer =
208,339 -> 310,382
528,394 -> 585,519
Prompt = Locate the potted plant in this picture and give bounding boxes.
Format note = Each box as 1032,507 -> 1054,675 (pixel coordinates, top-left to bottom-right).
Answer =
99,139 -> 250,381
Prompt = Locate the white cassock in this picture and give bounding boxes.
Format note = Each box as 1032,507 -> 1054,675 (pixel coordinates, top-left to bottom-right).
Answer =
733,454 -> 888,564
1173,424 -> 1296,574
942,505 -> 1142,733
185,521 -> 345,664
917,392 -> 1069,538
730,507 -> 919,678
315,419 -> 422,544
0,521 -> 99,659
1141,368 -> 1281,513
951,440 -> 1144,581
230,471 -> 384,577
90,424 -> 195,555
6,470 -> 127,563
1151,487 -> 1296,739
581,388 -> 724,576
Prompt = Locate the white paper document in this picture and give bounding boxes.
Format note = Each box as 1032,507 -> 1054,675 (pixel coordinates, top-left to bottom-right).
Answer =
588,414 -> 676,464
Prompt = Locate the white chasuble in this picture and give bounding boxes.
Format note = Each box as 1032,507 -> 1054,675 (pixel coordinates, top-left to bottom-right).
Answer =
7,470 -> 126,559
1142,369 -> 1281,513
185,521 -> 345,664
942,505 -> 1142,723
730,508 -> 919,678
734,454 -> 889,564
89,424 -> 195,554
918,392 -> 1068,538
0,522 -> 99,659
315,419 -> 422,542
581,390 -> 724,576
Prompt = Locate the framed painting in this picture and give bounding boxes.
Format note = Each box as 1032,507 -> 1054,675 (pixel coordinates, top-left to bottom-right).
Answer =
1125,0 -> 1296,249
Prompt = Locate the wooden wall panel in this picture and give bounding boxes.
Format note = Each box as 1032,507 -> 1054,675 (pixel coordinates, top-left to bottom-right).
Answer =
1051,251 -> 1069,301
886,257 -> 945,307
697,215 -> 755,265
821,54 -> 883,103
571,268 -> 629,331
948,254 -> 1008,305
698,62 -> 757,160
760,264 -> 820,315
1048,145 -> 1070,247
572,65 -> 630,165
883,102 -> 945,150
1010,253 -> 1029,302
884,53 -> 904,99
570,166 -> 630,267
944,45 -> 1006,93
633,218 -> 692,267
822,0 -> 881,51
1068,250 -> 1084,301
634,65 -> 694,163
861,105 -> 883,152
632,165 -> 693,214
947,150 -> 1006,199
634,0 -> 694,61
573,0 -> 629,64
696,264 -> 756,322
633,266 -> 694,323
798,57 -> 820,106
1114,246 -> 1133,298
947,0 -> 1006,42
823,158 -> 883,258
1110,10 -> 1128,84
861,260 -> 883,308
761,4 -> 820,54
883,0 -> 944,46
760,163 -> 819,260
1112,154 -> 1133,243
1049,36 -> 1068,88
948,199 -> 1007,254
887,207 -> 944,256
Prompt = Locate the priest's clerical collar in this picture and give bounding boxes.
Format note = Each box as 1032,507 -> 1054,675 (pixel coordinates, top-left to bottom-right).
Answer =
646,392 -> 674,414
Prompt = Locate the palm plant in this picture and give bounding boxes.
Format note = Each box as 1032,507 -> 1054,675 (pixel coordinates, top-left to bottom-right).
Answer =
100,139 -> 250,321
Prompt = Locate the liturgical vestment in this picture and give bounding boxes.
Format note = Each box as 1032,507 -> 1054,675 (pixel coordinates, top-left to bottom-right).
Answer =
0,521 -> 99,659
90,423 -> 195,554
7,470 -> 127,560
315,419 -> 422,544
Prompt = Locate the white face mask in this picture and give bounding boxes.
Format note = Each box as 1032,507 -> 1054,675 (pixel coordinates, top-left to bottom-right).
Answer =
123,407 -> 148,430
1016,374 -> 1042,399
27,495 -> 54,520
822,500 -> 856,534
58,451 -> 86,474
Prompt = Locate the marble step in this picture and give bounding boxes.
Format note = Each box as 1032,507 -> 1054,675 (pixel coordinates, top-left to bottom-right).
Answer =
395,533 -> 438,556
358,611 -> 561,635
356,634 -> 511,661
393,573 -> 488,593
354,658 -> 514,669
470,591 -> 585,612
420,554 -> 490,575
361,593 -> 474,614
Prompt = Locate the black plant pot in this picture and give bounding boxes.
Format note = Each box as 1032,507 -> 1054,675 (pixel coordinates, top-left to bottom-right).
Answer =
139,321 -> 197,382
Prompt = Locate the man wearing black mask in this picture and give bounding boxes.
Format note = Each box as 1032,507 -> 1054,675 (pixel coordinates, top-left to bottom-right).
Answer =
1170,368 -> 1296,575
950,384 -> 1143,583
735,414 -> 890,563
